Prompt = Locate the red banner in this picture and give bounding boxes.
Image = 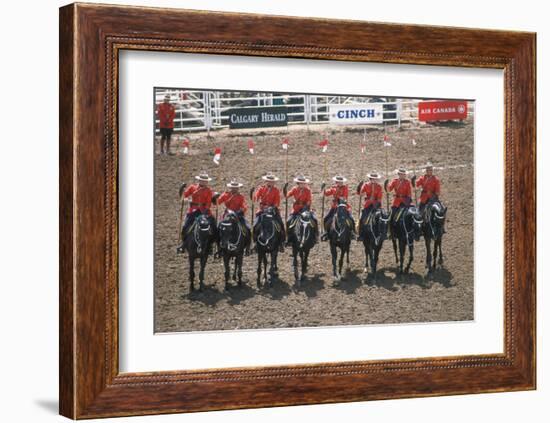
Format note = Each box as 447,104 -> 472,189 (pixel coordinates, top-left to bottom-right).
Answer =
418,101 -> 468,122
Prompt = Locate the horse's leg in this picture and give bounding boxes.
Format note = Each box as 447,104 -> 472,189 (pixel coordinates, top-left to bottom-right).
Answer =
338,246 -> 345,279
302,249 -> 309,277
292,246 -> 299,283
256,250 -> 262,288
330,243 -> 339,282
425,237 -> 432,273
237,254 -> 244,286
373,244 -> 381,275
432,237 -> 438,271
223,254 -> 230,290
363,242 -> 369,276
369,245 -> 378,275
392,237 -> 398,264
405,242 -> 414,274
188,255 -> 195,292
198,254 -> 207,291
263,253 -> 269,286
438,236 -> 444,267
346,247 -> 350,271
399,240 -> 405,274
299,250 -> 306,283
269,250 -> 277,286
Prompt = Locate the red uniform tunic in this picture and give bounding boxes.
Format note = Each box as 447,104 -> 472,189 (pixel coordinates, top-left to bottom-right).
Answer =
388,178 -> 412,208
157,102 -> 176,129
324,185 -> 351,210
360,182 -> 383,208
416,174 -> 441,204
184,184 -> 212,214
286,186 -> 312,213
217,191 -> 248,213
254,185 -> 281,210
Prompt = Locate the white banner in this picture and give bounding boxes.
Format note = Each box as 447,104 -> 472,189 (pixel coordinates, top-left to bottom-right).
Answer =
329,103 -> 384,125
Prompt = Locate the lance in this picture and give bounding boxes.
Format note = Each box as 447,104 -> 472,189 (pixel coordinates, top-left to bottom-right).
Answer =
320,137 -> 328,234
357,128 -> 366,221
177,136 -> 190,242
177,182 -> 187,243
249,140 -> 257,239
384,128 -> 390,210
284,141 -> 289,222
411,159 -> 418,203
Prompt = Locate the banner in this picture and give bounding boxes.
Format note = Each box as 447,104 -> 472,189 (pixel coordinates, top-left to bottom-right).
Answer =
418,100 -> 468,122
329,104 -> 383,125
228,106 -> 288,129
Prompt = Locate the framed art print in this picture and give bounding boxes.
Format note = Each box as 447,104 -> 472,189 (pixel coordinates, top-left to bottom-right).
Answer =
59,3 -> 536,419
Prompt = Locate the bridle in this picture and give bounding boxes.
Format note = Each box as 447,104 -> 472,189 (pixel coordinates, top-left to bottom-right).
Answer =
220,213 -> 242,252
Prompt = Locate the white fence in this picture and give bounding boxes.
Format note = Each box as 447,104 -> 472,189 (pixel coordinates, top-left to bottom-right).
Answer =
154,90 -> 472,134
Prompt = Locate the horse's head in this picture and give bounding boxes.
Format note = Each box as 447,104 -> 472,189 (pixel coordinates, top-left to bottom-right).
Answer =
219,211 -> 240,251
194,213 -> 214,253
335,199 -> 349,219
430,201 -> 447,222
257,207 -> 280,249
375,209 -> 390,241
408,206 -> 424,241
428,201 -> 447,238
262,206 -> 276,219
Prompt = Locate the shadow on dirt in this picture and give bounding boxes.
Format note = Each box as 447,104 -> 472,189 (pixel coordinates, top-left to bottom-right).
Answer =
425,267 -> 455,288
294,273 -> 325,298
333,269 -> 363,294
260,278 -> 293,300
185,284 -> 227,306
226,283 -> 257,305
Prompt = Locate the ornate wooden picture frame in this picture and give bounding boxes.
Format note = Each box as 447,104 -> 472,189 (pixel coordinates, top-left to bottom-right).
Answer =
59,3 -> 536,419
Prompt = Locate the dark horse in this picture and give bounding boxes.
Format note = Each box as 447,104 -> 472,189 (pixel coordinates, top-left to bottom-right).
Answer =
421,200 -> 447,273
327,200 -> 353,284
179,212 -> 217,292
218,211 -> 251,289
287,209 -> 317,287
359,208 -> 390,281
390,206 -> 423,274
254,207 -> 284,288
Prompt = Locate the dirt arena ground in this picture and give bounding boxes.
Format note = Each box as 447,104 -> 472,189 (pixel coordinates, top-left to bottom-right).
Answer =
154,119 -> 474,332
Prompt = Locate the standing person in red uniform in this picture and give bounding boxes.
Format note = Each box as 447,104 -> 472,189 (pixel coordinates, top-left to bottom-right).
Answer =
285,175 -> 319,242
416,162 -> 441,215
357,172 -> 384,241
176,173 -> 216,253
156,94 -> 176,155
253,173 -> 285,250
217,180 -> 250,230
321,175 -> 356,241
387,168 -> 413,237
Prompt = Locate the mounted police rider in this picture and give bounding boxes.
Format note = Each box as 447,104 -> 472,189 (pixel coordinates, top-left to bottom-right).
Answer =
321,175 -> 356,241
217,180 -> 250,229
357,171 -> 383,242
253,173 -> 286,252
176,172 -> 217,253
387,167 -> 413,239
415,162 -> 441,216
285,175 -> 319,244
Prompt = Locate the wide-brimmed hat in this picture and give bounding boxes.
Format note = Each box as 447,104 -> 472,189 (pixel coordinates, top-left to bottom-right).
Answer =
332,175 -> 347,183
262,173 -> 280,182
368,172 -> 382,180
195,173 -> 212,181
163,94 -> 171,100
293,175 -> 311,184
397,168 -> 408,175
424,162 -> 434,170
226,180 -> 243,188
